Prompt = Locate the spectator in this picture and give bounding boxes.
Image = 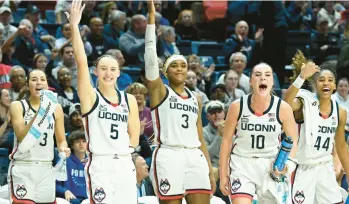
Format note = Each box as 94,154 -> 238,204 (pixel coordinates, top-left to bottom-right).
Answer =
132,153 -> 155,198
125,83 -> 153,139
174,10 -> 199,41
332,78 -> 349,131
185,70 -> 209,105
87,17 -> 118,62
55,0 -> 71,24
209,84 -> 230,112
337,23 -> 349,80
0,6 -> 17,41
221,69 -> 245,101
160,26 -> 180,58
153,1 -> 170,26
318,1 -> 341,32
217,52 -> 250,94
56,130 -> 88,204
103,10 -> 127,49
32,53 -> 48,71
56,67 -> 79,115
66,103 -> 83,134
52,44 -> 78,88
0,48 -> 11,89
9,66 -> 26,101
311,17 -> 341,65
101,1 -> 117,24
80,1 -> 99,26
2,19 -> 49,70
0,89 -> 12,148
203,100 -> 225,181
285,1 -> 314,30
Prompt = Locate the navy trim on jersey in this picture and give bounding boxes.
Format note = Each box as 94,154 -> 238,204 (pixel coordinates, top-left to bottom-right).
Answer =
319,100 -> 333,118
26,99 -> 37,113
336,101 -> 340,125
97,88 -> 121,105
124,92 -> 130,111
247,94 -> 274,115
150,88 -> 169,111
276,98 -> 282,125
20,100 -> 25,117
82,93 -> 99,118
237,98 -> 243,121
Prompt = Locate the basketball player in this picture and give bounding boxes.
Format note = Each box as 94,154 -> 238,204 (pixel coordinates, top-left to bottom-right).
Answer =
284,63 -> 349,204
9,69 -> 70,203
219,63 -> 299,204
145,1 -> 215,203
66,0 -> 140,203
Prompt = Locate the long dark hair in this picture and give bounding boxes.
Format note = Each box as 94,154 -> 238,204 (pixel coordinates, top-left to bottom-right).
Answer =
18,69 -> 47,100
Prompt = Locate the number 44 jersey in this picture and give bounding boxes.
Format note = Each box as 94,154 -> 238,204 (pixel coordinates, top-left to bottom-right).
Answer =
83,89 -> 133,156
151,85 -> 201,148
233,94 -> 283,159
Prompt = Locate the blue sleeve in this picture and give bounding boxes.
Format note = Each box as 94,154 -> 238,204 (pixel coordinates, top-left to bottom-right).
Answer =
119,34 -> 145,56
104,35 -> 119,50
56,180 -> 68,198
117,73 -> 133,91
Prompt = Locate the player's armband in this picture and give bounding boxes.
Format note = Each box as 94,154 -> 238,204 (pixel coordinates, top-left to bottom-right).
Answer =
144,24 -> 159,81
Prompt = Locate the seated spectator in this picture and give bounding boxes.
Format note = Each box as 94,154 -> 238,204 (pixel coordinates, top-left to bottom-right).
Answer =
317,1 -> 341,32
55,0 -> 71,24
65,103 -> 83,135
103,10 -> 127,48
160,26 -> 180,58
105,49 -> 132,91
217,52 -> 250,94
154,1 -> 170,26
101,1 -> 117,24
2,20 -> 49,70
80,0 -> 99,26
0,6 -> 17,41
56,130 -> 88,204
32,53 -> 61,91
337,23 -> 349,80
32,53 -> 48,71
56,67 -> 79,115
9,66 -> 26,101
125,83 -> 153,139
332,78 -> 349,131
132,153 -> 155,198
0,88 -> 13,150
119,14 -> 164,67
311,17 -> 341,65
285,1 -> 314,30
87,17 -> 118,62
221,69 -> 245,101
174,10 -> 199,41
185,70 -> 209,105
52,44 -> 78,88
209,84 -> 231,112
203,100 -> 225,181
0,48 -> 11,89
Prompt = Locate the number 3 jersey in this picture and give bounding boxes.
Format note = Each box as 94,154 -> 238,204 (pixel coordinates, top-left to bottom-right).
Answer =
10,99 -> 55,162
232,94 -> 283,158
83,89 -> 133,156
297,99 -> 339,165
151,85 -> 201,148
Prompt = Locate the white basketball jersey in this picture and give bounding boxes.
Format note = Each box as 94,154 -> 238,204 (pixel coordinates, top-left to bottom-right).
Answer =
233,94 -> 283,158
151,85 -> 201,148
10,99 -> 55,162
83,89 -> 133,155
297,99 -> 339,164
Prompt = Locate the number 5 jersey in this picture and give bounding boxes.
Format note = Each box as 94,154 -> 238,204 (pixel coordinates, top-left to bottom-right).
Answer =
82,89 -> 133,155
151,85 -> 201,148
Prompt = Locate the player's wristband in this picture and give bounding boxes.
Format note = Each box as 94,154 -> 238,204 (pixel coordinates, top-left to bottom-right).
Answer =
286,158 -> 297,173
293,75 -> 305,89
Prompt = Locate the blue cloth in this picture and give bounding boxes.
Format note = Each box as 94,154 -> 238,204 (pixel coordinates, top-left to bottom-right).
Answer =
117,72 -> 133,91
56,154 -> 88,200
160,17 -> 170,26
103,24 -> 125,48
34,24 -> 49,39
285,1 -> 313,30
86,34 -> 119,62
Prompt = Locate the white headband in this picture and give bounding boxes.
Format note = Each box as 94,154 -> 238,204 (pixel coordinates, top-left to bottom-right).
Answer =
163,55 -> 188,75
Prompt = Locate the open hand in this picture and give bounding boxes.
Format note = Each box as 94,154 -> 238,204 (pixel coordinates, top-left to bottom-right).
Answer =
65,0 -> 85,25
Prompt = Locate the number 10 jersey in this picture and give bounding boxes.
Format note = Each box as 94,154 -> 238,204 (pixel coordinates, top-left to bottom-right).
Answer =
151,85 -> 201,148
233,94 -> 283,158
83,89 -> 133,156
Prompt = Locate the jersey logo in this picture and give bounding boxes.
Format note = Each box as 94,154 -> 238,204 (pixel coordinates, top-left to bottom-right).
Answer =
121,104 -> 128,113
93,187 -> 106,202
241,118 -> 249,123
231,178 -> 241,192
169,96 -> 177,102
16,185 -> 27,198
160,179 -> 171,194
99,104 -> 107,112
293,190 -> 305,204
268,113 -> 275,117
269,118 -> 275,122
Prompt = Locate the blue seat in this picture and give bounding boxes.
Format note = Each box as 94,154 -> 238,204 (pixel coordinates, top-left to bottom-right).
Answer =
199,56 -> 214,67
13,8 -> 26,23
286,30 -> 311,63
0,148 -> 9,185
216,56 -> 226,64
45,10 -> 56,24
191,41 -> 217,54
197,43 -> 227,57
176,40 -> 192,56
123,67 -> 142,82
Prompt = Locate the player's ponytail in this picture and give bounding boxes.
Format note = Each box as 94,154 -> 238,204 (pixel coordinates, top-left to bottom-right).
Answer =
290,50 -> 314,91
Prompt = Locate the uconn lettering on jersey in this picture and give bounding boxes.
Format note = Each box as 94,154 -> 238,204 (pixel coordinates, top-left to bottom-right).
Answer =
169,102 -> 198,114
318,126 -> 336,134
241,123 -> 276,132
98,112 -> 128,122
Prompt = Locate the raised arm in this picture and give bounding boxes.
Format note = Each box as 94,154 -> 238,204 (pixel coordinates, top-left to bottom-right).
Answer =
145,0 -> 166,109
284,62 -> 320,112
66,0 -> 95,115
219,100 -> 240,196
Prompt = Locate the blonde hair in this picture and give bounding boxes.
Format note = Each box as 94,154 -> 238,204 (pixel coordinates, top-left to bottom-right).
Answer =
125,82 -> 148,95
174,10 -> 192,26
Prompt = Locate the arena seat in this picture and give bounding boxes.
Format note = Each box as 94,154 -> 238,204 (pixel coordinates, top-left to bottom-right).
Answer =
199,56 -> 214,67
176,40 -> 192,56
216,56 -> 226,64
45,10 -> 56,24
197,43 -> 227,57
286,30 -> 311,64
191,41 -> 217,54
12,8 -> 26,23
123,67 -> 142,82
